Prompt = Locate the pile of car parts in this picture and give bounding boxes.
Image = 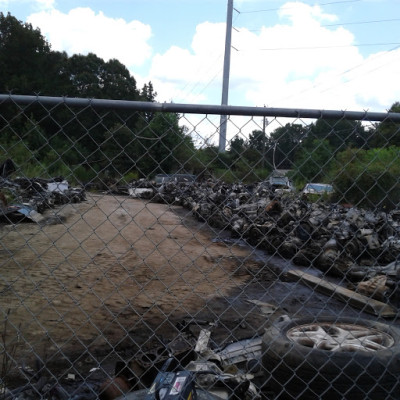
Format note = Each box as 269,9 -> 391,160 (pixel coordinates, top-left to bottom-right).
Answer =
0,160 -> 86,223
125,178 -> 400,287
101,325 -> 263,400
105,315 -> 400,399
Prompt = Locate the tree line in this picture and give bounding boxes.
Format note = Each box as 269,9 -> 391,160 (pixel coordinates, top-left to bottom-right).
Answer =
1,12 -> 400,209
0,12 -> 196,183
230,115 -> 400,209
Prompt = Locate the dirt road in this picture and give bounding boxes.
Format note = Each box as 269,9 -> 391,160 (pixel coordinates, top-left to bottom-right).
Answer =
1,194 -> 266,368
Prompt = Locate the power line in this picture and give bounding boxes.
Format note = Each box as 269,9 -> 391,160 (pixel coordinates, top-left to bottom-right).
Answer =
195,68 -> 223,97
238,0 -> 361,14
171,4 -> 240,104
274,44 -> 400,104
323,18 -> 400,27
243,17 -> 400,33
182,61 -> 224,103
236,42 -> 400,52
175,53 -> 224,103
318,45 -> 400,94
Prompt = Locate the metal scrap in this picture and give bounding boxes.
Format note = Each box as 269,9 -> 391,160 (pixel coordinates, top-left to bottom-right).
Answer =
124,177 -> 400,289
0,162 -> 86,224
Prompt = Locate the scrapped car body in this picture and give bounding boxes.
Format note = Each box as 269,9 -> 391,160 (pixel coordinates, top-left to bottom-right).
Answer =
128,187 -> 154,199
155,174 -> 196,184
261,175 -> 295,193
303,183 -> 334,195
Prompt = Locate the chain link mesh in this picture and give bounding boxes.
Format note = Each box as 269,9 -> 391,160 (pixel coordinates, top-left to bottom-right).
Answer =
1,95 -> 400,399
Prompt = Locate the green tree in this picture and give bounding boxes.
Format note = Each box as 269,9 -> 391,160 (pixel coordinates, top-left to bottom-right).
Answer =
333,146 -> 400,209
0,12 -> 193,182
292,139 -> 335,186
140,82 -> 157,103
190,145 -> 219,177
135,113 -> 194,177
368,102 -> 400,148
139,82 -> 157,124
227,135 -> 251,173
229,135 -> 245,156
269,123 -> 307,169
309,118 -> 366,152
63,53 -> 139,99
246,130 -> 271,170
0,12 -> 69,95
53,54 -> 141,170
248,130 -> 266,152
100,124 -> 139,178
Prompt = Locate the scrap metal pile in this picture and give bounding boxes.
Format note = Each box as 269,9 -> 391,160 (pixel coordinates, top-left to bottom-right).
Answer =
127,178 -> 400,290
0,159 -> 86,223
99,322 -> 264,400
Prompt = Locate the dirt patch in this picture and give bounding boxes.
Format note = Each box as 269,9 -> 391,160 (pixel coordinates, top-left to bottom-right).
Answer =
0,194 -> 271,371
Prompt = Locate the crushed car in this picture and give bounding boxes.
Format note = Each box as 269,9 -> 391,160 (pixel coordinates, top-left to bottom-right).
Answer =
302,182 -> 334,195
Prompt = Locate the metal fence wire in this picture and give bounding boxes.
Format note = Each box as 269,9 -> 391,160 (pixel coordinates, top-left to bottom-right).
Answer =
1,94 -> 400,399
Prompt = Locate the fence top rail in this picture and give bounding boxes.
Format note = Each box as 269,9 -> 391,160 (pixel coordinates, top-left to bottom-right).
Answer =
1,94 -> 399,122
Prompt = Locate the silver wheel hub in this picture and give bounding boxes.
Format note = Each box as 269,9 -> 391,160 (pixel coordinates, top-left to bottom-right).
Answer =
287,323 -> 394,352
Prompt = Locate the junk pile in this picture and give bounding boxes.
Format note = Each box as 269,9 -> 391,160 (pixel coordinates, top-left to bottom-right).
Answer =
99,321 -> 263,400
0,159 -> 86,223
2,321 -> 265,399
125,178 -> 400,298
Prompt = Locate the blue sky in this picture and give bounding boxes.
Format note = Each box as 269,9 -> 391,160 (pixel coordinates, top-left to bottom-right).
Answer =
2,0 -> 400,114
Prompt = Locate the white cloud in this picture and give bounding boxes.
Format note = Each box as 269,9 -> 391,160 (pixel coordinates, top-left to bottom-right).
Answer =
27,7 -> 152,68
19,0 -> 400,115
148,21 -> 226,103
146,0 -> 400,114
144,2 -> 358,105
229,2 -> 362,109
278,1 -> 338,24
340,48 -> 400,110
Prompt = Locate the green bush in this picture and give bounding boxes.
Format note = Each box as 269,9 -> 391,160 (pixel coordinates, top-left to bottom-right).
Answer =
333,146 -> 400,209
291,138 -> 335,186
213,166 -> 270,184
71,166 -> 98,185
121,170 -> 139,184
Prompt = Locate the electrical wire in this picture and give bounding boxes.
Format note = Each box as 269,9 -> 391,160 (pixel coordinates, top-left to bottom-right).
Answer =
323,18 -> 400,27
178,8 -> 239,104
232,3 -> 398,53
194,67 -> 223,98
238,0 -> 361,14
230,1 -> 399,109
237,42 -> 400,52
173,53 -> 224,103
243,17 -> 400,33
273,44 -> 400,103
177,9 -> 241,103
318,45 -> 400,94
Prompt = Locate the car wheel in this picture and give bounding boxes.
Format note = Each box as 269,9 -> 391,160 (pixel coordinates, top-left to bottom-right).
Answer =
262,316 -> 400,399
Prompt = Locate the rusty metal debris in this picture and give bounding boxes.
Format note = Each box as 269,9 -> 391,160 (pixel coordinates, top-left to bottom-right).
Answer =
123,177 -> 400,303
101,325 -> 262,399
0,160 -> 86,224
287,269 -> 397,318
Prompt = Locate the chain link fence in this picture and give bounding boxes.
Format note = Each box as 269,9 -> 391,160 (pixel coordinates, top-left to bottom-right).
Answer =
1,94 -> 400,399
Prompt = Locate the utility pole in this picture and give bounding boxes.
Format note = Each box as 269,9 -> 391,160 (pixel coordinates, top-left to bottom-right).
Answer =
218,0 -> 233,153
262,112 -> 266,169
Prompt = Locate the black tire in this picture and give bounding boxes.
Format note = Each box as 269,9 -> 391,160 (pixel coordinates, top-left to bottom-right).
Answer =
262,316 -> 400,399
